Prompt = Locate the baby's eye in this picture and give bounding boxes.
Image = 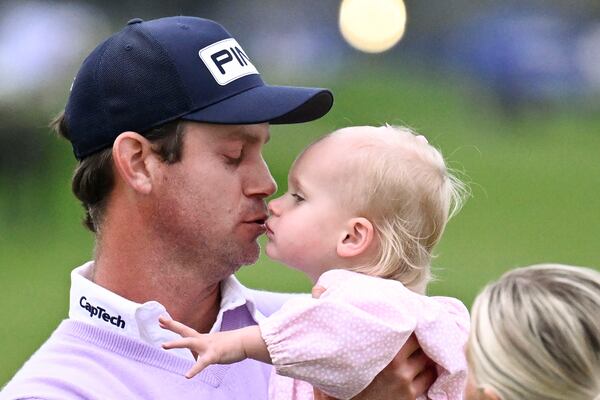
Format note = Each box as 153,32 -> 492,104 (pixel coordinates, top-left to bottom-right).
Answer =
291,193 -> 305,202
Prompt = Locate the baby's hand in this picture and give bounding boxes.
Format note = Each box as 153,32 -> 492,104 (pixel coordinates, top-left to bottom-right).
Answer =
312,285 -> 326,299
159,316 -> 247,379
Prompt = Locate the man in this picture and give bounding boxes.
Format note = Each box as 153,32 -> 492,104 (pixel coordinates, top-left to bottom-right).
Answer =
1,16 -> 434,399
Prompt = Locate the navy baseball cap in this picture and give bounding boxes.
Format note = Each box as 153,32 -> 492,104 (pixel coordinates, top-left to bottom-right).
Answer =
64,16 -> 334,160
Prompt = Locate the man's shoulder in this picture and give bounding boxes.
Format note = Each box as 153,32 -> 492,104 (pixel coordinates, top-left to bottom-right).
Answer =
0,322 -> 88,399
1,320 -> 142,399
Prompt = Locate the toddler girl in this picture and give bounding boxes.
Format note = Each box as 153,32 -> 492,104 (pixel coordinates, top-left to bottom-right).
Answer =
160,125 -> 469,399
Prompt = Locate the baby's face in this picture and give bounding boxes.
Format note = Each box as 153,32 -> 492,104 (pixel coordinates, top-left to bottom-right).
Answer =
265,138 -> 353,281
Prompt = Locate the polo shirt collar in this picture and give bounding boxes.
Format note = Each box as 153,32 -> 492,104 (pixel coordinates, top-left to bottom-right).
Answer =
68,261 -> 266,361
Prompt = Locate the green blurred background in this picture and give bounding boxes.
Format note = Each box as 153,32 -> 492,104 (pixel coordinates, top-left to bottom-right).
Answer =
1,0 -> 600,387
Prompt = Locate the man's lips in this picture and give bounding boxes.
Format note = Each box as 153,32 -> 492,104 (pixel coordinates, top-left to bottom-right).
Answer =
264,221 -> 274,238
242,215 -> 268,237
243,214 -> 268,225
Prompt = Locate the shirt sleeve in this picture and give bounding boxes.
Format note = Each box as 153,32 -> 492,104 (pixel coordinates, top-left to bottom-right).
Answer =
259,270 -> 420,400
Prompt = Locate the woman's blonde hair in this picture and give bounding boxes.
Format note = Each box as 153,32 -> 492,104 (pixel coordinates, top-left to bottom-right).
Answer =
468,264 -> 600,400
316,125 -> 466,289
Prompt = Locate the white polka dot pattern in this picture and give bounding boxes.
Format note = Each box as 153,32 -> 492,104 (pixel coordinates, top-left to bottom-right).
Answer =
260,269 -> 469,400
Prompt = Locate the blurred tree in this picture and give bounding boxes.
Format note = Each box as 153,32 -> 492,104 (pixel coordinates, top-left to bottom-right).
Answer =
0,107 -> 50,178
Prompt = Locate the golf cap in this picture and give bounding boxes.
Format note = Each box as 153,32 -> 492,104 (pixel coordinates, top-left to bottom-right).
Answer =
64,16 -> 334,160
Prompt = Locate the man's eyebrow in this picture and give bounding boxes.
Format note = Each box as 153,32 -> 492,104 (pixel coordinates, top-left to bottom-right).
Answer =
225,127 -> 270,144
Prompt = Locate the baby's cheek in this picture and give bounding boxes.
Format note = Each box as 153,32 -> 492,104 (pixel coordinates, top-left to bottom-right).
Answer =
267,236 -> 307,265
264,241 -> 277,259
285,242 -> 320,268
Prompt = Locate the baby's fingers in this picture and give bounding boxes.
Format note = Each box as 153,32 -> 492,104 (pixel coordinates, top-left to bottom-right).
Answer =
185,355 -> 213,379
311,285 -> 326,299
159,316 -> 200,338
162,337 -> 200,351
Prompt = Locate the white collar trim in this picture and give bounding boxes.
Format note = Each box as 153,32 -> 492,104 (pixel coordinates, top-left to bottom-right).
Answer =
68,261 -> 266,361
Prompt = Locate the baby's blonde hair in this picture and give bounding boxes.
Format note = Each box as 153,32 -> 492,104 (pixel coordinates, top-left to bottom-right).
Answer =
315,125 -> 466,289
468,264 -> 600,400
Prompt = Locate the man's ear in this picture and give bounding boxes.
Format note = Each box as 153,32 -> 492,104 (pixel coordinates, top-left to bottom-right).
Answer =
336,217 -> 374,258
112,132 -> 155,194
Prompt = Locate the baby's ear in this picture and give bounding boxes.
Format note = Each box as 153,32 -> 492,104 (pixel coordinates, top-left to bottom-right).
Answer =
336,217 -> 374,258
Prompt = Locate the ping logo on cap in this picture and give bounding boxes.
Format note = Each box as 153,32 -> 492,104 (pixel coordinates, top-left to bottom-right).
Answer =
199,38 -> 259,85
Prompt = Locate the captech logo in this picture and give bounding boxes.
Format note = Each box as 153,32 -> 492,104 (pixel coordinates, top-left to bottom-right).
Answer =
79,296 -> 126,329
199,38 -> 259,85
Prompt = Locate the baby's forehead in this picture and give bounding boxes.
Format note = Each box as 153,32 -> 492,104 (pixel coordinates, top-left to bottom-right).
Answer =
308,127 -> 383,153
321,126 -> 425,159
329,125 -> 415,147
288,138 -> 350,184
291,125 -> 437,178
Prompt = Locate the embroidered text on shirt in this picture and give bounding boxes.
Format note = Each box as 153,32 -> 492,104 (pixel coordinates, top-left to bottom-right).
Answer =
79,296 -> 126,329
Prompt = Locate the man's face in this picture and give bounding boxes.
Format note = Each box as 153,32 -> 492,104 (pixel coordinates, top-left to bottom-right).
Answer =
150,122 -> 276,277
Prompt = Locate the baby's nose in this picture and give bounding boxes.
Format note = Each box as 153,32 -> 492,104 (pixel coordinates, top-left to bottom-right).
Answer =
268,197 -> 283,216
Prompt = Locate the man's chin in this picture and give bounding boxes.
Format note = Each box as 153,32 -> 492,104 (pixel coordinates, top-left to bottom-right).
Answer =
236,242 -> 261,268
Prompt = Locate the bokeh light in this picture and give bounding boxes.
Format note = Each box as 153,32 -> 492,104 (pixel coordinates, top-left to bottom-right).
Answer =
339,0 -> 406,53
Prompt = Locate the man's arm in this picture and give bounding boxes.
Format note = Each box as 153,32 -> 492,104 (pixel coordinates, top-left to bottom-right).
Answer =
360,334 -> 436,399
313,335 -> 436,400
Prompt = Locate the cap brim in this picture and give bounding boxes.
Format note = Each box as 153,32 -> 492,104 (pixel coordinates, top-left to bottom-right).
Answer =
181,85 -> 333,125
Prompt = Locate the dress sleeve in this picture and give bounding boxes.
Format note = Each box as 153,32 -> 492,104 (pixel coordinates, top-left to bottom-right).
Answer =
259,271 -> 420,400
415,296 -> 470,400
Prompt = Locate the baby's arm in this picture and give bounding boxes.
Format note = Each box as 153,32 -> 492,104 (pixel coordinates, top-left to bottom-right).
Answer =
159,316 -> 272,378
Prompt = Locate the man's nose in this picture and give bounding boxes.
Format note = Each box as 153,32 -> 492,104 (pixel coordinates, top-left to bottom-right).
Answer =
245,158 -> 277,198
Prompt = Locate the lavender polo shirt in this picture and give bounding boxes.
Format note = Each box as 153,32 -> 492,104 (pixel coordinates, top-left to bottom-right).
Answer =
1,262 -> 295,399
68,262 -> 271,360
